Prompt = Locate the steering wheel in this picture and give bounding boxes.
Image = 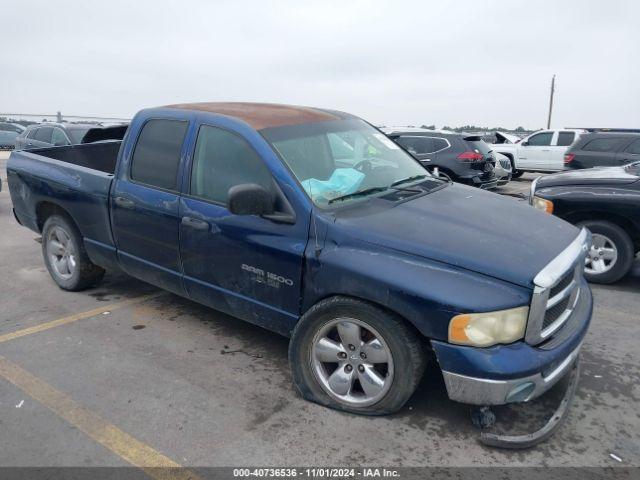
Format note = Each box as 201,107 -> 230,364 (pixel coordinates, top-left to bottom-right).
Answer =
354,159 -> 372,173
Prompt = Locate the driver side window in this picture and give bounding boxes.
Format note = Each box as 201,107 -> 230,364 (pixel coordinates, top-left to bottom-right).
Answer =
527,132 -> 553,146
190,125 -> 274,204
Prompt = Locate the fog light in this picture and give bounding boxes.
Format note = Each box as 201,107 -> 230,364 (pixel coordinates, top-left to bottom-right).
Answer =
505,382 -> 535,403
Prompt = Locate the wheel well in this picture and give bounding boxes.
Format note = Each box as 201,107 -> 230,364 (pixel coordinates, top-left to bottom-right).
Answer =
35,202 -> 76,233
301,293 -> 431,347
563,210 -> 640,250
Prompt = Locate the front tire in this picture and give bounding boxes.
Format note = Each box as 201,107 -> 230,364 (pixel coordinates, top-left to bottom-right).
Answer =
42,215 -> 105,291
289,297 -> 427,415
579,220 -> 634,284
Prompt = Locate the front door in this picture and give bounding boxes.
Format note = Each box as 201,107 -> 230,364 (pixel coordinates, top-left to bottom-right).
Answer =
179,124 -> 307,335
520,131 -> 554,170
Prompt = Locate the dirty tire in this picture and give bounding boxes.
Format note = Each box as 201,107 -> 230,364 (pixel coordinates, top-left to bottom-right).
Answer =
42,215 -> 105,291
289,296 -> 427,415
511,170 -> 524,179
579,220 -> 634,284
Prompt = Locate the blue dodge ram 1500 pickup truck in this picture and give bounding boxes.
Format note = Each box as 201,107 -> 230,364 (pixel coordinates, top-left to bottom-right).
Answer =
7,103 -> 592,440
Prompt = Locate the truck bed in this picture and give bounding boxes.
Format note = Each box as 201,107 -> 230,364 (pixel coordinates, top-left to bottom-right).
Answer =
7,141 -> 123,268
29,141 -> 121,174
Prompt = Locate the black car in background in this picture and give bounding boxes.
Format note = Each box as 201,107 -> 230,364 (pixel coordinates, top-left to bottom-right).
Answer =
531,163 -> 640,284
382,128 -> 497,188
564,132 -> 640,169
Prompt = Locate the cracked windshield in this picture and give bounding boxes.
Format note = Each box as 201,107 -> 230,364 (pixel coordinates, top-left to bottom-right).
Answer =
262,119 -> 443,206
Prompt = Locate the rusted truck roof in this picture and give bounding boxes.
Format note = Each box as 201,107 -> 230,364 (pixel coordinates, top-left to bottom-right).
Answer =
165,102 -> 345,130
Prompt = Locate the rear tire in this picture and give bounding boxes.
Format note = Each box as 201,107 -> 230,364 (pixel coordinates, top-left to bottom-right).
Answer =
42,215 -> 105,291
579,220 -> 634,284
289,296 -> 427,415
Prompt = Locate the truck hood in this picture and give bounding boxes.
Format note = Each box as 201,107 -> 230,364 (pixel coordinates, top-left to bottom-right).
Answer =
332,183 -> 579,288
494,131 -> 520,144
536,166 -> 640,188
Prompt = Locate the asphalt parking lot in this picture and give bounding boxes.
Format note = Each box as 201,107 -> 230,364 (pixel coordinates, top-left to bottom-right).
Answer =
1,150 -> 639,470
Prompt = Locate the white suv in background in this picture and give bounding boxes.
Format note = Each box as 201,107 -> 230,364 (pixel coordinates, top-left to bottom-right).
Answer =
492,129 -> 586,177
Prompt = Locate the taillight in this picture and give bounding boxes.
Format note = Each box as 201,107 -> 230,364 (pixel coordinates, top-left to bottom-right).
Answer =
564,153 -> 575,164
457,151 -> 484,161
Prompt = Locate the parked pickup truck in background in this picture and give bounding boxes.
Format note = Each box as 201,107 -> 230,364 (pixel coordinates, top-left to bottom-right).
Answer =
7,102 -> 592,441
493,128 -> 586,177
531,162 -> 640,284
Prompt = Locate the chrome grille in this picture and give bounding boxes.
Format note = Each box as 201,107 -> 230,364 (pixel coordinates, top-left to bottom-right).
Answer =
525,229 -> 590,345
543,291 -> 572,330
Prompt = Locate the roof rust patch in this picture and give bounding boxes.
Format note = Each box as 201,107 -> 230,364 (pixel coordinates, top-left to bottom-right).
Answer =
164,102 -> 339,130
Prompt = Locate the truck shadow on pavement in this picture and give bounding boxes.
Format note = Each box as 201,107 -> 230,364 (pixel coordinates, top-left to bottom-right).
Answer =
82,270 -> 635,456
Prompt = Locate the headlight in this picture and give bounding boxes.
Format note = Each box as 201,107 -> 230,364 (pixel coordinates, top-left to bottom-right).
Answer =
448,306 -> 529,347
532,196 -> 554,214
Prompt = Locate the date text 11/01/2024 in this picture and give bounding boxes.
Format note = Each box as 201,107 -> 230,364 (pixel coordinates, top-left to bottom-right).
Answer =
232,468 -> 400,477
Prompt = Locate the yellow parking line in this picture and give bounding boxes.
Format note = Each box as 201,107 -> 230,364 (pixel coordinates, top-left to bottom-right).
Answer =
0,355 -> 199,480
0,292 -> 164,344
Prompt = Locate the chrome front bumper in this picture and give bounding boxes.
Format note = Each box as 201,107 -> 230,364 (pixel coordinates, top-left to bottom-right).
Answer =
441,342 -> 582,406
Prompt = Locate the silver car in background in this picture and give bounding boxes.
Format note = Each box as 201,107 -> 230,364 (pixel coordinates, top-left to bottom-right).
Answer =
494,151 -> 512,186
0,122 -> 25,150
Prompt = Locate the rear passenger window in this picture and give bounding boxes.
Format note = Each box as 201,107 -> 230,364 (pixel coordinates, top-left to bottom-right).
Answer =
395,136 -> 435,155
557,132 -> 575,146
34,127 -> 53,143
527,132 -> 553,146
432,138 -> 449,151
130,119 -> 188,191
190,125 -> 273,204
51,129 -> 69,146
582,138 -> 623,152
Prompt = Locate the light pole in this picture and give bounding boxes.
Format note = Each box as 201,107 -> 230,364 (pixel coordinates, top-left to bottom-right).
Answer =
547,75 -> 555,129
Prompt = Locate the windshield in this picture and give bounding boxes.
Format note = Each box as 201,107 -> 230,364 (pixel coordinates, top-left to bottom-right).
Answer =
67,127 -> 92,144
262,119 -> 442,207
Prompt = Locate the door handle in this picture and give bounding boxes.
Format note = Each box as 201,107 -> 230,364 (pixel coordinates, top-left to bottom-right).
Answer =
114,196 -> 135,209
181,216 -> 209,231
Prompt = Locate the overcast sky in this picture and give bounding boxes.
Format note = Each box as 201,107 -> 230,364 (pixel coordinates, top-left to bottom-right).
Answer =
2,0 -> 638,129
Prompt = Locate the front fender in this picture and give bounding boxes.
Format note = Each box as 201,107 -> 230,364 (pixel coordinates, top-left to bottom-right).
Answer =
302,244 -> 532,341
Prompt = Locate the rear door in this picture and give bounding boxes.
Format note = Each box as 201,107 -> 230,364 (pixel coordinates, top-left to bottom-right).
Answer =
392,135 -> 437,165
519,131 -> 554,170
617,138 -> 640,165
179,123 -> 306,334
551,131 -> 577,170
110,117 -> 190,295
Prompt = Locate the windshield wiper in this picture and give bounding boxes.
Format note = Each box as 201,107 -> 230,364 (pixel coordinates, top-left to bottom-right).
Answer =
328,186 -> 389,204
390,174 -> 428,187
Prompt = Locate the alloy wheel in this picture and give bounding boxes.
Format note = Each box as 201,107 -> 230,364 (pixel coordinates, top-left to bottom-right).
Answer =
310,318 -> 394,407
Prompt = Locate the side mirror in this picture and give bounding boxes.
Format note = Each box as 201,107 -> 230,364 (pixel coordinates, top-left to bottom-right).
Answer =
227,183 -> 274,216
521,141 -> 529,146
